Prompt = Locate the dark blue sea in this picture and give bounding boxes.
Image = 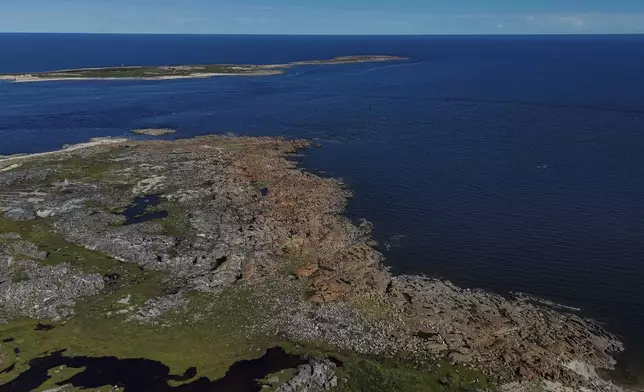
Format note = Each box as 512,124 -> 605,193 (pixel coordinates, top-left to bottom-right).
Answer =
1,33 -> 644,380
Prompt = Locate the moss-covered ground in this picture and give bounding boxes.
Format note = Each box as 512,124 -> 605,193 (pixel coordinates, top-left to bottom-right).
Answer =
0,283 -> 496,392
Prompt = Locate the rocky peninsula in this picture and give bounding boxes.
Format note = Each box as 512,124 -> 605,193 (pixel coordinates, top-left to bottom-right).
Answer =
0,55 -> 404,83
0,136 -> 630,392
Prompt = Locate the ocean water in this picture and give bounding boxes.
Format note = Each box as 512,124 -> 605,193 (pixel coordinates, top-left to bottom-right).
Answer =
1,33 -> 644,379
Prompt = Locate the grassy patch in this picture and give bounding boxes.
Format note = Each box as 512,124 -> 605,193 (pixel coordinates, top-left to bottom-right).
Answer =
0,284 -> 279,387
157,201 -> 193,239
0,256 -> 497,392
259,368 -> 297,389
38,365 -> 87,391
348,295 -> 398,323
282,341 -> 495,392
44,157 -> 126,183
0,217 -> 138,277
9,265 -> 30,283
339,357 -> 494,392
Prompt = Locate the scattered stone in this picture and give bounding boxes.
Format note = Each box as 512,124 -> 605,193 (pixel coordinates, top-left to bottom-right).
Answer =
2,239 -> 48,261
104,273 -> 122,285
128,294 -> 187,324
0,233 -> 21,241
132,175 -> 166,195
116,294 -> 132,305
0,263 -> 104,321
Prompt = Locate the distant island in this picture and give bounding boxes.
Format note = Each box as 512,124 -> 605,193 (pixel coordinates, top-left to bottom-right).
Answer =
0,55 -> 406,83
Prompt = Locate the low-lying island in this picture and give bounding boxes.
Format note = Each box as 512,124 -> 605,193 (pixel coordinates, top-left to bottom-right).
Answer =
0,55 -> 405,83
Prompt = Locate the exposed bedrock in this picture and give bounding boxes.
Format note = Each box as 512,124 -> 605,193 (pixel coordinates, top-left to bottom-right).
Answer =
0,135 -> 628,391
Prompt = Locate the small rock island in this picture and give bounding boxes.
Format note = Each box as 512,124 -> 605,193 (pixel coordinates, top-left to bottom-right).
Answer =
0,55 -> 405,83
0,136 -> 628,392
131,128 -> 177,136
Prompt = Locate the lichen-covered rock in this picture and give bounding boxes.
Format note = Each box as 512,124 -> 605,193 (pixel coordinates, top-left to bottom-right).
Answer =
2,208 -> 36,221
1,238 -> 48,260
128,293 -> 187,324
278,359 -> 338,392
0,263 -> 104,321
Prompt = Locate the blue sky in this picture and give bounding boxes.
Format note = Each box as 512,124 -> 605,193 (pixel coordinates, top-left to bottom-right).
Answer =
2,0 -> 644,35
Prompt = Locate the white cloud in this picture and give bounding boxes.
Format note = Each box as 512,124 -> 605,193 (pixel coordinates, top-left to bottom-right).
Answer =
555,15 -> 586,29
249,6 -> 277,11
234,16 -> 272,24
170,16 -> 204,25
416,12 -> 644,34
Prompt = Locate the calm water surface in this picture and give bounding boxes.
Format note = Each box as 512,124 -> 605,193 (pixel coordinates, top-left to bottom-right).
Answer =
1,33 -> 644,376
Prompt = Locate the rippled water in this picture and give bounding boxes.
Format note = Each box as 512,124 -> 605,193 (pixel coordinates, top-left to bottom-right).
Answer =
1,33 -> 644,374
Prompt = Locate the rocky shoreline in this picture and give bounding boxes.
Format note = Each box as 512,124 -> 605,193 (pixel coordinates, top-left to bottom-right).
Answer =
0,136 -> 630,391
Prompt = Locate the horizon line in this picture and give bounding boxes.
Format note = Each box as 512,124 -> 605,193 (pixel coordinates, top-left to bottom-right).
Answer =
1,31 -> 644,37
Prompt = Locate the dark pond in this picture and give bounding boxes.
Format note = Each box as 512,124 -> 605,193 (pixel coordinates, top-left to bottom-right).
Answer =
122,195 -> 169,225
0,347 -> 308,392
34,323 -> 55,332
0,365 -> 14,375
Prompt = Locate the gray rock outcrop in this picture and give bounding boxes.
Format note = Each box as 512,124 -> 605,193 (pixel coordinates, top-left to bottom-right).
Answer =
278,359 -> 338,392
